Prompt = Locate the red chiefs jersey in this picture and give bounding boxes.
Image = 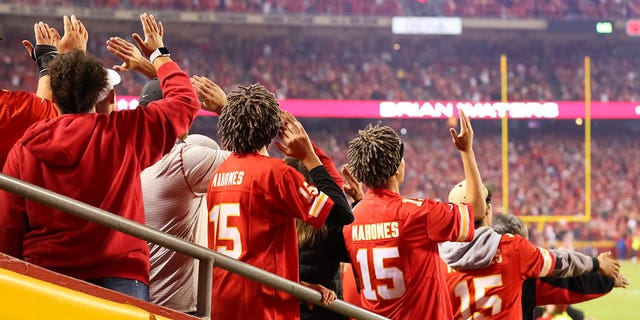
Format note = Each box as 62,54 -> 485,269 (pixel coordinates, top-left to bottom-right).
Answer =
0,90 -> 57,168
206,153 -> 334,320
445,234 -> 556,319
343,188 -> 474,320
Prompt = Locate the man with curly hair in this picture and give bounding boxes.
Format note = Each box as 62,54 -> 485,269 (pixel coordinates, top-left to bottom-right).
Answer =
342,110 -> 487,319
0,13 -> 200,301
206,83 -> 353,319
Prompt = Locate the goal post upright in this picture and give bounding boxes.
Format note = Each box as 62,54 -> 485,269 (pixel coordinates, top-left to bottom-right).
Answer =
500,54 -> 509,217
584,56 -> 592,223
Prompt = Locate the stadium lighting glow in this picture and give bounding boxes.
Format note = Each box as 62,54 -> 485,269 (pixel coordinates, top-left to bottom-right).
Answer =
391,17 -> 462,35
627,20 -> 640,36
595,21 -> 613,34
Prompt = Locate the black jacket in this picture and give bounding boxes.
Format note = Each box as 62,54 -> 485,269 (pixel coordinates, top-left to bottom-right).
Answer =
522,271 -> 614,320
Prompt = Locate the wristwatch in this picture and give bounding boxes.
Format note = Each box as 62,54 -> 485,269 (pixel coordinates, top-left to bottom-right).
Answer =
150,47 -> 170,63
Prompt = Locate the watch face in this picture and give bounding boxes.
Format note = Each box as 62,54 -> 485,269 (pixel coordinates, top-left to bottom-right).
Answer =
158,47 -> 169,54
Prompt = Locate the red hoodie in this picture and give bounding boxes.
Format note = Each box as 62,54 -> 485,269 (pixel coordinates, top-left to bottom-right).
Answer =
0,62 -> 199,284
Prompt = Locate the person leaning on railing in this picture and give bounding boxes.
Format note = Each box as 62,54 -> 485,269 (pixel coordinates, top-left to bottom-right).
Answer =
0,12 -> 200,301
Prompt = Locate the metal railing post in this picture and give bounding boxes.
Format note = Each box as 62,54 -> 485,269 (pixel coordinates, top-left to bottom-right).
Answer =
196,258 -> 214,318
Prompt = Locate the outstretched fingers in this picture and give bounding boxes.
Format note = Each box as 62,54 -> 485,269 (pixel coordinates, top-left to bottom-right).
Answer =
49,27 -> 61,45
107,37 -> 132,58
341,165 -> 357,183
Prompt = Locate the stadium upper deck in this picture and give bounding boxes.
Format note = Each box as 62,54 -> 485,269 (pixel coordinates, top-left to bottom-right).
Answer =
8,0 -> 640,19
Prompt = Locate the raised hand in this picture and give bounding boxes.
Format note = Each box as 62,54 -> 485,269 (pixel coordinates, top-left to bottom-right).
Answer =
276,112 -> 319,167
341,164 -> 363,202
106,36 -> 156,79
450,109 -> 474,152
191,75 -> 227,114
50,15 -> 88,53
21,21 -> 55,59
597,251 -> 621,279
132,12 -> 164,57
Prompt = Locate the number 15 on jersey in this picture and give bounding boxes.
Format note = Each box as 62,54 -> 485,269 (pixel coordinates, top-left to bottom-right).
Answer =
210,203 -> 242,259
355,247 -> 407,300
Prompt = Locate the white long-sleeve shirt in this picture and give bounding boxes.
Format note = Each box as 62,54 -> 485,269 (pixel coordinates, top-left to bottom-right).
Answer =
141,134 -> 230,313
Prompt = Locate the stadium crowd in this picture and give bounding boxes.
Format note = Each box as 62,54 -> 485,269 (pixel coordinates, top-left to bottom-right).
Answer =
2,19 -> 638,252
0,9 -> 634,320
185,116 -> 640,253
3,32 -> 640,102
12,0 -> 640,19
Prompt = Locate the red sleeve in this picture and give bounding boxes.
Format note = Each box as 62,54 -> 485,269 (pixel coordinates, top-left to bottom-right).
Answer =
0,146 -> 27,258
275,165 -> 334,228
535,279 -> 608,305
416,199 -> 474,243
0,90 -> 57,168
514,235 -> 556,278
113,62 -> 200,168
312,142 -> 344,189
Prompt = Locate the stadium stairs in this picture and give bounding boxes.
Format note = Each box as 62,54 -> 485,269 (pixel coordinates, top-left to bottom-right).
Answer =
0,252 -> 197,320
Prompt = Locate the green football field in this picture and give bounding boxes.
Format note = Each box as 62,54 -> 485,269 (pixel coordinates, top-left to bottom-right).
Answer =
573,260 -> 640,320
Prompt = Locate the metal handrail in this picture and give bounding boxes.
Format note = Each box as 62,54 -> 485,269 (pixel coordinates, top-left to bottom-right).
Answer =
0,173 -> 388,320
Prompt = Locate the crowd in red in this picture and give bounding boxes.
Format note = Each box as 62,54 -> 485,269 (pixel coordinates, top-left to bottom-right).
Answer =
12,0 -> 640,19
2,14 -> 638,254
3,32 -> 640,103
184,116 -> 640,252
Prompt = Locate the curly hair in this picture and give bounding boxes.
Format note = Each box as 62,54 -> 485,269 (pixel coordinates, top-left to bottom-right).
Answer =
49,50 -> 107,114
217,83 -> 280,153
347,124 -> 403,188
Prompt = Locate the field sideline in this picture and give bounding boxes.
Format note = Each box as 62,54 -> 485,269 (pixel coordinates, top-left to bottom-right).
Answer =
573,260 -> 640,319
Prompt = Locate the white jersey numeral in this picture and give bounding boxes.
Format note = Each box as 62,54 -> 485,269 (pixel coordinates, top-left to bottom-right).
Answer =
210,203 -> 242,259
453,274 -> 503,319
355,247 -> 406,301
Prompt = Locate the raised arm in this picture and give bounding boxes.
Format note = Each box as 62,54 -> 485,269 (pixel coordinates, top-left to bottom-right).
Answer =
191,75 -> 227,114
23,15 -> 89,101
341,164 -> 364,206
108,13 -> 199,167
22,21 -> 57,100
50,15 -> 89,54
449,109 -> 486,221
277,112 -> 353,226
106,36 -> 156,80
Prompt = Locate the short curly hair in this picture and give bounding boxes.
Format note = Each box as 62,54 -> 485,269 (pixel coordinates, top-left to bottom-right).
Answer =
49,50 -> 107,114
347,124 -> 403,188
217,83 -> 280,153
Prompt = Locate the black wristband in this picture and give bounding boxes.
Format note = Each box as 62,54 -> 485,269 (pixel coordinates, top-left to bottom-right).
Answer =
33,45 -> 58,78
592,257 -> 600,273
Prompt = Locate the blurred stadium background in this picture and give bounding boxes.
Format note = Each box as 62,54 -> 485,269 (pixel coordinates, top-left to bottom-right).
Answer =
2,1 -> 640,318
